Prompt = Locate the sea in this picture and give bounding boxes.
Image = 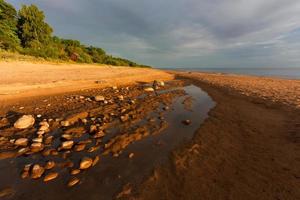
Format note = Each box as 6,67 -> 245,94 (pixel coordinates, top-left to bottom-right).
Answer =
165,68 -> 300,80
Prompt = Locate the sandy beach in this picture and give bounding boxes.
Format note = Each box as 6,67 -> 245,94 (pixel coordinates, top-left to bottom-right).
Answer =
0,62 -> 299,200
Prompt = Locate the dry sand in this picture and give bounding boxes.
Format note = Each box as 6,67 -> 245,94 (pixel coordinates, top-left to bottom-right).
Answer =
0,61 -> 173,102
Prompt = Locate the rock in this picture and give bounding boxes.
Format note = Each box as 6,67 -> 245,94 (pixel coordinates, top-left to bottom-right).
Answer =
9,139 -> 15,144
18,147 -> 29,154
45,161 -> 55,170
129,153 -> 134,159
92,156 -> 100,166
32,138 -> 43,143
70,169 -> 81,175
81,118 -> 88,124
37,114 -> 42,118
14,138 -> 28,147
144,87 -> 154,92
89,125 -> 97,133
79,157 -> 93,170
87,146 -> 100,153
61,134 -> 72,140
163,106 -> 170,111
158,81 -> 165,86
112,86 -> 118,90
74,144 -> 86,152
94,95 -> 105,102
120,115 -> 129,122
21,164 -> 31,179
182,119 -> 192,125
44,172 -> 59,182
39,121 -> 49,128
31,164 -> 45,179
62,161 -> 74,168
14,115 -> 35,129
60,141 -> 74,150
118,95 -> 124,101
93,131 -> 105,138
39,125 -> 49,132
61,121 -> 70,127
37,130 -> 45,135
44,136 -> 54,145
30,143 -> 44,152
67,177 -> 80,187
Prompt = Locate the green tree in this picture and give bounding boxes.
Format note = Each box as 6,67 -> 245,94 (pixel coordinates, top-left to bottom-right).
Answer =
17,4 -> 53,48
0,0 -> 20,50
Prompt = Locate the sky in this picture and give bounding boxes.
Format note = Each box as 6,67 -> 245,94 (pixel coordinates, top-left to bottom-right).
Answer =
7,0 -> 300,68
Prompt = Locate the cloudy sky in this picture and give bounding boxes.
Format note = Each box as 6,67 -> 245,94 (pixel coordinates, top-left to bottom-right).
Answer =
8,0 -> 300,68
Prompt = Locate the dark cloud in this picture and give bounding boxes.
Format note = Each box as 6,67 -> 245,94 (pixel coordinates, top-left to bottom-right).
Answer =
8,0 -> 300,67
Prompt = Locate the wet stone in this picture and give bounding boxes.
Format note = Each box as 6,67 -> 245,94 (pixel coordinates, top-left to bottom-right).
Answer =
79,157 -> 93,170
129,153 -> 134,159
70,169 -> 81,175
92,156 -> 100,166
182,119 -> 192,125
60,141 -> 74,150
74,144 -> 86,152
67,177 -> 80,187
31,164 -> 45,179
45,161 -> 55,170
44,172 -> 58,182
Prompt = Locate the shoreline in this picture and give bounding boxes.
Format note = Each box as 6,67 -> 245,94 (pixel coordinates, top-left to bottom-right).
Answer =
0,65 -> 299,199
134,72 -> 300,200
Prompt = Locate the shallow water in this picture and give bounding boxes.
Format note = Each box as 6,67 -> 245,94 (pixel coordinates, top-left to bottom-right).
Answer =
0,85 -> 215,200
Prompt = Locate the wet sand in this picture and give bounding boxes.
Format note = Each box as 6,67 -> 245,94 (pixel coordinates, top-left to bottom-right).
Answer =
0,66 -> 299,200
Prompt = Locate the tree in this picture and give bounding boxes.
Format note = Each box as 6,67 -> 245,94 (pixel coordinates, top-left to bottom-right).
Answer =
0,0 -> 20,50
17,4 -> 53,48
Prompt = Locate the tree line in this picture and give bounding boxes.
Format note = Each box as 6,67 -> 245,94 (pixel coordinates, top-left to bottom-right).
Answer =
0,0 -> 149,67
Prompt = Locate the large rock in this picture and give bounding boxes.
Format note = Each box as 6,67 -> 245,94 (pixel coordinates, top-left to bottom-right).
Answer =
14,115 -> 35,129
14,138 -> 28,147
79,157 -> 93,170
31,164 -> 45,179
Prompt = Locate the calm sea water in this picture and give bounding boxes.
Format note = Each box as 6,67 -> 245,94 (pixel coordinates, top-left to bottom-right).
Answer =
167,68 -> 300,80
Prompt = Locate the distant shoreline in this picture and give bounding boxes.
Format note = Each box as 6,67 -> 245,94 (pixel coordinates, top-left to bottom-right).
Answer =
161,67 -> 300,80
